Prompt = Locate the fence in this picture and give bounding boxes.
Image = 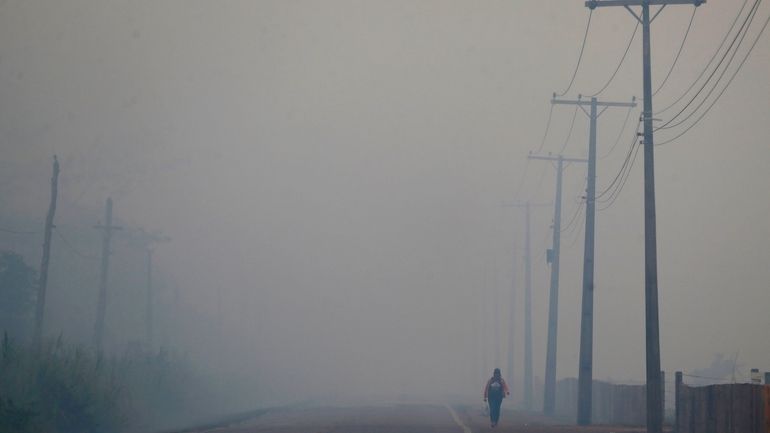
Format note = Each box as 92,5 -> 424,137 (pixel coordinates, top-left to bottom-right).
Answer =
550,371 -> 770,430
555,376 -> 656,425
675,371 -> 770,433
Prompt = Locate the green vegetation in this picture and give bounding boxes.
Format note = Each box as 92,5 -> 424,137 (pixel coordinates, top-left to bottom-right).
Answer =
0,334 -> 218,433
0,250 -> 252,432
0,252 -> 37,339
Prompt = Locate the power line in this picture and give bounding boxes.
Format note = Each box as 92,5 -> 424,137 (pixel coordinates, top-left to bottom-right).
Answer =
589,20 -> 639,97
596,142 -> 634,201
561,198 -> 585,235
656,0 -> 761,129
655,0 -> 759,124
0,227 -> 39,235
599,107 -> 635,160
523,96 -> 584,202
599,146 -> 641,211
525,163 -> 548,202
655,0 -> 749,115
534,103 -> 556,154
555,10 -> 593,97
598,140 -> 640,205
54,228 -> 99,260
598,141 -> 641,211
559,105 -> 580,154
656,8 -> 770,146
595,118 -> 641,201
512,158 -> 531,201
516,101 -> 554,201
657,0 -> 762,129
564,209 -> 586,250
652,7 -> 698,97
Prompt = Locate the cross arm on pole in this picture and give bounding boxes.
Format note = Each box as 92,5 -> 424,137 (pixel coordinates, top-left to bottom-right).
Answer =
501,201 -> 551,208
586,0 -> 704,8
94,224 -> 123,231
552,98 -> 636,108
650,4 -> 667,22
528,155 -> 588,164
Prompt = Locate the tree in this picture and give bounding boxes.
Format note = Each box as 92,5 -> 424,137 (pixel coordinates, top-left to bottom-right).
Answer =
0,252 -> 36,339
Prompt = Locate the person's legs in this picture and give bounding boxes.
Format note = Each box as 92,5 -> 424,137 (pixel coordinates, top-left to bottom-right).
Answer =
489,397 -> 502,425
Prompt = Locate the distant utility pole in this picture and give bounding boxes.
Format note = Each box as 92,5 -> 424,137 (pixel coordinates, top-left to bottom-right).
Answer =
493,270 -> 501,369
135,230 -> 171,351
33,156 -> 60,351
522,203 -> 534,411
479,273 -> 489,381
507,237 -> 516,398
552,95 -> 636,425
585,1 -> 705,432
502,200 -> 550,410
93,198 -> 121,358
528,154 -> 588,415
146,249 -> 153,348
216,285 -> 224,333
146,236 -> 170,350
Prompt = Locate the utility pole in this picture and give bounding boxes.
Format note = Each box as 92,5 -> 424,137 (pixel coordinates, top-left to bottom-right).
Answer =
522,202 -> 533,410
507,240 -> 516,399
133,230 -> 170,351
33,156 -> 59,351
493,269 -> 501,369
528,154 -> 587,415
501,200 -> 550,410
552,95 -> 636,425
93,198 -> 121,358
146,249 -> 153,349
585,1 -> 704,432
216,285 -> 224,334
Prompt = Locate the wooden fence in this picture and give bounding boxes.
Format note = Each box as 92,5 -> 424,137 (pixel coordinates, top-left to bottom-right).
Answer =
675,371 -> 770,433
550,372 -> 770,431
555,377 -> 652,425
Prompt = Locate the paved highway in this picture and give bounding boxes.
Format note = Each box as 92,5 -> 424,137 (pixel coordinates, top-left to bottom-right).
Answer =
187,403 -> 651,433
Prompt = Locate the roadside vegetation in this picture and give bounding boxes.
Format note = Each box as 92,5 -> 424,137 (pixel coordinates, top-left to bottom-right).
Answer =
0,251 -> 230,433
0,333 -> 218,433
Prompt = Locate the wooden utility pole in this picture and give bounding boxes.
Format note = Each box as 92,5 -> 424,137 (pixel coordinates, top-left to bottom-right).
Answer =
585,1 -> 705,431
528,154 -> 587,415
33,156 -> 60,351
522,202 -> 534,410
145,249 -> 153,349
552,95 -> 636,425
507,238 -> 516,399
93,198 -> 121,357
502,200 -> 550,409
141,232 -> 169,351
493,272 -> 501,369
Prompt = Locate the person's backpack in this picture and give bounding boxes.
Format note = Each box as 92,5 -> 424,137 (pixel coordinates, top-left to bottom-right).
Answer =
488,378 -> 504,399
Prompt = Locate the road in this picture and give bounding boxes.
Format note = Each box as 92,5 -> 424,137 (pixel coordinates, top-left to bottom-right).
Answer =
188,403 -> 653,433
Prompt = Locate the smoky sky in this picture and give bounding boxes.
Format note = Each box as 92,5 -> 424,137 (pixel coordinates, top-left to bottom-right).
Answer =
1,0 -> 769,402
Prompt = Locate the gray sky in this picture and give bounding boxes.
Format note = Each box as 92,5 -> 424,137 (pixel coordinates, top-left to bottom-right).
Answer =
1,0 -> 769,403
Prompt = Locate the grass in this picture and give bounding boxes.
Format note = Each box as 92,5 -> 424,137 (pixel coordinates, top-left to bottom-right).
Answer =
0,333 -> 216,433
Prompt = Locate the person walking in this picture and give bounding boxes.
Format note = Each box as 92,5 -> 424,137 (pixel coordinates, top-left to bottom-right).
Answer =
483,368 -> 510,428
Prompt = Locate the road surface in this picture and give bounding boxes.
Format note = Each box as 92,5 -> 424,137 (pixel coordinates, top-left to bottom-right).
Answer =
187,403 -> 653,433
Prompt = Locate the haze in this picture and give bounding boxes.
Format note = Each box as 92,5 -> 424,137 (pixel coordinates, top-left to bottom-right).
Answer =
1,0 -> 768,413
